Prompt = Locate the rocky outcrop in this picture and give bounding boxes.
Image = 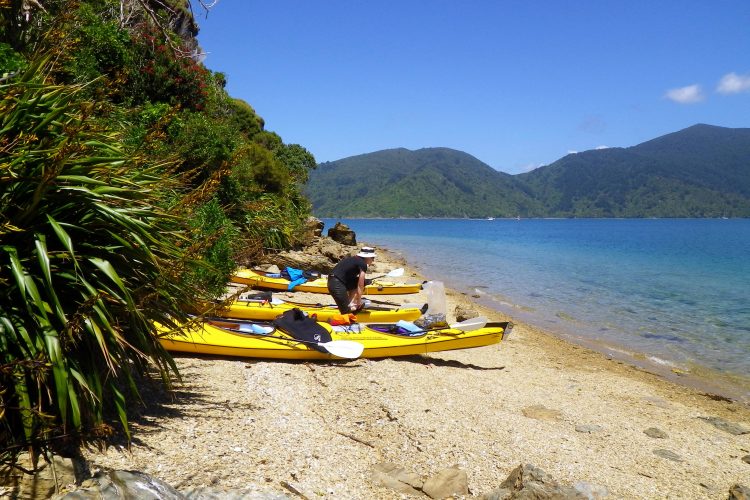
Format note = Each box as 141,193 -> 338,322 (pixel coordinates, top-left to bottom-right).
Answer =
305,216 -> 324,238
327,222 -> 357,246
269,237 -> 353,273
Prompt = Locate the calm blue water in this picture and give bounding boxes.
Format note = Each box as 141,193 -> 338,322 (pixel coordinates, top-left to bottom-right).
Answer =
325,218 -> 750,387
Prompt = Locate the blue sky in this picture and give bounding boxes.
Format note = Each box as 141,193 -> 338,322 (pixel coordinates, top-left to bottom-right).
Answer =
195,1 -> 750,174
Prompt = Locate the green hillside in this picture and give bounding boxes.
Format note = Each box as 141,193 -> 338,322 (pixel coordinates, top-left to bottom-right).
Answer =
307,124 -> 750,218
518,124 -> 750,217
308,148 -> 540,217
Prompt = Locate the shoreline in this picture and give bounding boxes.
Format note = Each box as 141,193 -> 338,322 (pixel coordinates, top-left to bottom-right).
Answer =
79,242 -> 750,499
372,242 -> 750,407
459,279 -> 750,407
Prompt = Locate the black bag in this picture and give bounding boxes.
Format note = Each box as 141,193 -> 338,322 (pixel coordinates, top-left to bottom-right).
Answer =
272,308 -> 332,353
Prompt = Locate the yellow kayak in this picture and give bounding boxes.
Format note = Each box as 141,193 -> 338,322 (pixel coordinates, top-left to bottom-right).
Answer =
231,268 -> 423,295
214,296 -> 425,322
159,317 -> 512,360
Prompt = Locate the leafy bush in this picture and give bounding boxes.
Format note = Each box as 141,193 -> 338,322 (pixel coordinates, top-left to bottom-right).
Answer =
0,61 -> 195,454
0,42 -> 25,75
183,198 -> 241,298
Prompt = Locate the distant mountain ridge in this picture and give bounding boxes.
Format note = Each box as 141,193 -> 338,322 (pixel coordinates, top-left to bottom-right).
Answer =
305,124 -> 750,217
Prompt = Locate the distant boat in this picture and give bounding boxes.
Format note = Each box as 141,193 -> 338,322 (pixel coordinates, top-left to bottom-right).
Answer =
486,217 -> 495,221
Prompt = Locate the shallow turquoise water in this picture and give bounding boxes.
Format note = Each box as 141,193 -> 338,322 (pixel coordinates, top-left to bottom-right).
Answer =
325,218 -> 750,384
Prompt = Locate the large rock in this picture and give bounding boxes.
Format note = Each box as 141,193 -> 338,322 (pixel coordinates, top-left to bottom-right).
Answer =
301,217 -> 325,244
422,467 -> 468,499
482,464 -> 588,499
55,470 -> 184,499
1,452 -> 80,500
729,484 -> 750,500
270,237 -> 353,273
327,222 -> 357,246
371,463 -> 423,496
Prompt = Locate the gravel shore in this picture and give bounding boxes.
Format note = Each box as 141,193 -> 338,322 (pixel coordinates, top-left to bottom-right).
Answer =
82,248 -> 750,499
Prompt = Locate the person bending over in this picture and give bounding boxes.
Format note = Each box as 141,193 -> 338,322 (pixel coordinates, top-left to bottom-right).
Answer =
327,247 -> 376,313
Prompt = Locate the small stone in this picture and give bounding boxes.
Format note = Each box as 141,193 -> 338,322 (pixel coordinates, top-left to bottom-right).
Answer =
644,427 -> 668,439
575,424 -> 603,434
522,405 -> 562,421
698,416 -> 749,435
729,483 -> 750,500
653,449 -> 683,462
742,455 -> 750,465
642,396 -> 671,409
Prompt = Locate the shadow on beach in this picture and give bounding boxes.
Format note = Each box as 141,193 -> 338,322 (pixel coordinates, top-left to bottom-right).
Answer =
385,355 -> 505,371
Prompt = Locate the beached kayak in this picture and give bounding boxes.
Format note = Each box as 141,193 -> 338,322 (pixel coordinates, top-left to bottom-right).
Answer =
213,295 -> 425,322
231,268 -> 423,295
159,317 -> 512,360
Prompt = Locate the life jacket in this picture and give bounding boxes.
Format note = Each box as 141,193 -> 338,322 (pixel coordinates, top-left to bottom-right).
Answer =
328,313 -> 357,326
272,308 -> 331,352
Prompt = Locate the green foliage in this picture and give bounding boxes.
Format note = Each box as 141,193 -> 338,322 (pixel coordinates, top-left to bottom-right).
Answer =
167,110 -> 239,186
275,143 -> 316,184
183,198 -> 240,298
0,61 -> 195,454
228,98 -> 264,138
64,3 -> 133,84
231,143 -> 289,193
127,28 -> 211,110
0,42 -> 25,75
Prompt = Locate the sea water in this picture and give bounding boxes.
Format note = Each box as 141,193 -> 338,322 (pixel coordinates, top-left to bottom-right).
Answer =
324,218 -> 750,399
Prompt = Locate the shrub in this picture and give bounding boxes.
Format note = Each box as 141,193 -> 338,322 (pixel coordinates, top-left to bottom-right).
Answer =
0,60 -> 195,456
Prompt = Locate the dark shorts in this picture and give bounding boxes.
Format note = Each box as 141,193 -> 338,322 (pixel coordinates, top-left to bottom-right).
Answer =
327,275 -> 351,313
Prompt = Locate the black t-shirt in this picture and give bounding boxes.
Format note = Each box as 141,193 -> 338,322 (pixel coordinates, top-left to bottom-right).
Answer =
332,256 -> 368,290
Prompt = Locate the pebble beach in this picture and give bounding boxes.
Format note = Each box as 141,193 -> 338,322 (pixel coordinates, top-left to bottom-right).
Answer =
81,246 -> 750,499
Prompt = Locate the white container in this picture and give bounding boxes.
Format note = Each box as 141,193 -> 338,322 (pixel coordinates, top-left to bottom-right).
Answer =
422,280 -> 447,316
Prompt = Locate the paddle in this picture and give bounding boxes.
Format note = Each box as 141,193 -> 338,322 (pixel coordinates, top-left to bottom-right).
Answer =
233,295 -> 426,313
414,316 -> 488,334
209,321 -> 365,359
446,316 -> 488,331
359,316 -> 489,336
264,335 -> 364,359
369,268 -> 405,281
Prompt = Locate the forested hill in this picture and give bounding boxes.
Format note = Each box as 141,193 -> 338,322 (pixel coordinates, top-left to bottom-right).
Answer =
307,148 -> 540,218
517,124 -> 750,217
306,124 -> 750,218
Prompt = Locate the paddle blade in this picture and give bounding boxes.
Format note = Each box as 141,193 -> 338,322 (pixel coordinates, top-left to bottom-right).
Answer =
386,267 -> 405,277
321,340 -> 364,359
449,316 -> 488,331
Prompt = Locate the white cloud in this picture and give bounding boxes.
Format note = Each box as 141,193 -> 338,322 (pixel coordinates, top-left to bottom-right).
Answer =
717,72 -> 750,94
567,150 -> 578,155
595,145 -> 609,150
665,84 -> 704,104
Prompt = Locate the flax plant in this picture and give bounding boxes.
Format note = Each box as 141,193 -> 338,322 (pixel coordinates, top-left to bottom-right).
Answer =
0,60 -> 195,457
